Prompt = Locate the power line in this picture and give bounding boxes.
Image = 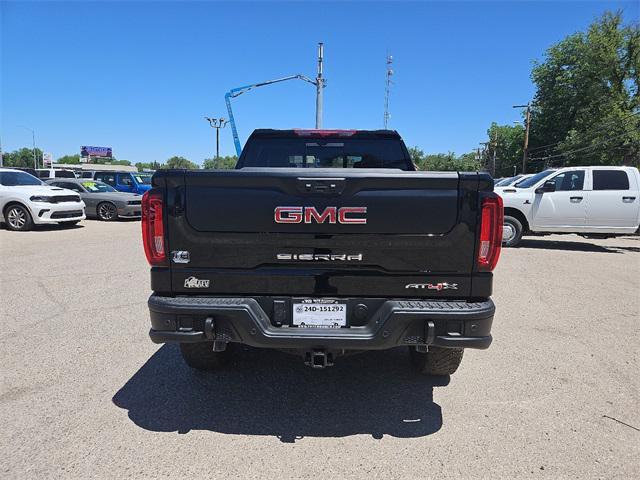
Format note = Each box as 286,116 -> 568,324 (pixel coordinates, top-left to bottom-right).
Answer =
528,129 -> 635,162
527,109 -> 640,154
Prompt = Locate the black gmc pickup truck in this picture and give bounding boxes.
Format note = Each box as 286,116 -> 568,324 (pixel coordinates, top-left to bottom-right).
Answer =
142,129 -> 503,375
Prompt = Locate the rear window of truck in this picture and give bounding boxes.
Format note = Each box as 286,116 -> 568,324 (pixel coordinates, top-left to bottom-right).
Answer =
238,138 -> 412,170
592,170 -> 629,190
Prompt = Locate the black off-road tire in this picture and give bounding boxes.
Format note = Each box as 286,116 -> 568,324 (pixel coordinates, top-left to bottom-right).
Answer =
179,342 -> 233,371
4,203 -> 34,231
409,346 -> 464,376
502,215 -> 524,247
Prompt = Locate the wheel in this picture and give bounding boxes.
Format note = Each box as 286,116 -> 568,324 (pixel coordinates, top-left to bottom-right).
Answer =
4,204 -> 34,231
409,346 -> 464,376
97,202 -> 118,221
502,215 -> 524,247
179,342 -> 233,371
59,220 -> 80,227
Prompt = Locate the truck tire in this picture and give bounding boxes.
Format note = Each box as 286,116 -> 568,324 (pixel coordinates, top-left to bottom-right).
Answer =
409,346 -> 464,376
4,203 -> 34,231
179,342 -> 232,371
502,215 -> 523,247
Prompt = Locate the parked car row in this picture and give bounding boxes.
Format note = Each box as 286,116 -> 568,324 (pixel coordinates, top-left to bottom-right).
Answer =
3,165 -> 639,242
46,178 -> 142,221
12,168 -> 153,194
0,168 -> 144,231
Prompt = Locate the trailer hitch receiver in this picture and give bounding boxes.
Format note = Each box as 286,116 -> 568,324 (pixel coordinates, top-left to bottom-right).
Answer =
305,350 -> 334,369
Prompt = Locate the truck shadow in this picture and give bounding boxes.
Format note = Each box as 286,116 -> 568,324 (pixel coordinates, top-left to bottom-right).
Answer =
518,238 -> 640,253
0,222 -> 84,232
113,345 -> 446,442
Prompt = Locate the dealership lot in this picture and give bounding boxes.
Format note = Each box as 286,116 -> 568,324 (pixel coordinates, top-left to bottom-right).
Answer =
1,221 -> 638,479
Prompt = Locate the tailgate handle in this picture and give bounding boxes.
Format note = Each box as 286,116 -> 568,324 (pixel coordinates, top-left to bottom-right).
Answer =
298,178 -> 346,195
173,186 -> 185,215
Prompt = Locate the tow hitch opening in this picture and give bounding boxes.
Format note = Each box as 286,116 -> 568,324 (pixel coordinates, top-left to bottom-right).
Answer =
305,350 -> 334,369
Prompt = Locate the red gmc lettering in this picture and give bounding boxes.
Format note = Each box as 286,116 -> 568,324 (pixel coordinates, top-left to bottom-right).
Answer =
338,207 -> 367,224
274,206 -> 367,224
274,206 -> 303,223
304,207 -> 337,224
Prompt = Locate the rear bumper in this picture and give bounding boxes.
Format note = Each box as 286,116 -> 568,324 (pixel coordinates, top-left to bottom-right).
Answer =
148,295 -> 494,350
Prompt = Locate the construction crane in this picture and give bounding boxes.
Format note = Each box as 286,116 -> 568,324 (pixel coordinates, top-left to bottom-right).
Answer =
224,75 -> 317,156
225,43 -> 325,156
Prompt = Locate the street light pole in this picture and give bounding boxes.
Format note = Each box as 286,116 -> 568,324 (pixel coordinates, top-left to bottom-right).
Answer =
513,103 -> 531,174
18,125 -> 37,169
205,117 -> 229,164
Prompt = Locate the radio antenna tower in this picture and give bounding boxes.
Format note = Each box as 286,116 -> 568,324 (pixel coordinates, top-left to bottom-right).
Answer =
383,54 -> 393,129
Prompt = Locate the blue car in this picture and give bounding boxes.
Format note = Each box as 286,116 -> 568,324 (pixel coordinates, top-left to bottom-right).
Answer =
88,171 -> 152,194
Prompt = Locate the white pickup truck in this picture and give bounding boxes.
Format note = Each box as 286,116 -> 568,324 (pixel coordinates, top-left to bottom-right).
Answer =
496,166 -> 640,247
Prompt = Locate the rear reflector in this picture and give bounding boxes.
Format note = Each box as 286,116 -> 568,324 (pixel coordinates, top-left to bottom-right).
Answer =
142,190 -> 166,266
293,129 -> 356,137
477,195 -> 503,271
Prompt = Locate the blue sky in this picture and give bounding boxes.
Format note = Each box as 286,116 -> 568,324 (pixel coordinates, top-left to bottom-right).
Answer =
1,1 -> 638,164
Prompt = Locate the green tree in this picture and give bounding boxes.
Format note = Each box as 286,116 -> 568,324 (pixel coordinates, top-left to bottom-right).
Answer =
529,11 -> 640,167
57,154 -> 81,164
163,156 -> 199,169
202,155 -> 238,169
409,147 -> 481,171
135,161 -> 164,171
485,123 -> 525,176
3,148 -> 43,168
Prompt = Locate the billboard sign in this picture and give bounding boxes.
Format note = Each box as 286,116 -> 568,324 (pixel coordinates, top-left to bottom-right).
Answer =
81,146 -> 112,158
43,152 -> 53,166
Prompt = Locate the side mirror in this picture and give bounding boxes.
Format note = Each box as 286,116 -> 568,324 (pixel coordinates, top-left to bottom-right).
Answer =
535,180 -> 556,194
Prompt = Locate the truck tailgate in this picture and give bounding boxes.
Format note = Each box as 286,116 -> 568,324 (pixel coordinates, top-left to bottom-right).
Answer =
159,169 -> 487,298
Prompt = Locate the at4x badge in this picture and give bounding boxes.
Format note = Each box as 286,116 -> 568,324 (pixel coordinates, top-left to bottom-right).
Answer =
405,282 -> 458,291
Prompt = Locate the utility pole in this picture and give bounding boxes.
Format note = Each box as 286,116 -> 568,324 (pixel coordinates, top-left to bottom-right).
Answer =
513,103 -> 531,174
384,55 -> 393,129
315,42 -> 324,129
491,130 -> 498,177
205,117 -> 228,163
32,130 -> 37,169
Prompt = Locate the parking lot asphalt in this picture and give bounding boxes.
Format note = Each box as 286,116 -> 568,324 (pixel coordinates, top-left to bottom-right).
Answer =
1,220 -> 639,479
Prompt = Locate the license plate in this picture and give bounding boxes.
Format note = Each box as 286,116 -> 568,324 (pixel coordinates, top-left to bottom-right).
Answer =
292,300 -> 347,328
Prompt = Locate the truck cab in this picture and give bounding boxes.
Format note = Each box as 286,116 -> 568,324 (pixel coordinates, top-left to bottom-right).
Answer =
498,166 -> 640,246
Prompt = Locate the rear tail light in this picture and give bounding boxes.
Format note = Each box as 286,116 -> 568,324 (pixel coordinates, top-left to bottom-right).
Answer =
142,190 -> 166,265
477,195 -> 503,271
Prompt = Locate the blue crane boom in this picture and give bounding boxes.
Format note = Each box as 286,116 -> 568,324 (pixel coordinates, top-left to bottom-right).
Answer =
224,74 -> 317,156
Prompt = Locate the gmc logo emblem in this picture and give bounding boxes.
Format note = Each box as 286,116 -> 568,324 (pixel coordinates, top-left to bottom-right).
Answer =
274,206 -> 367,224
